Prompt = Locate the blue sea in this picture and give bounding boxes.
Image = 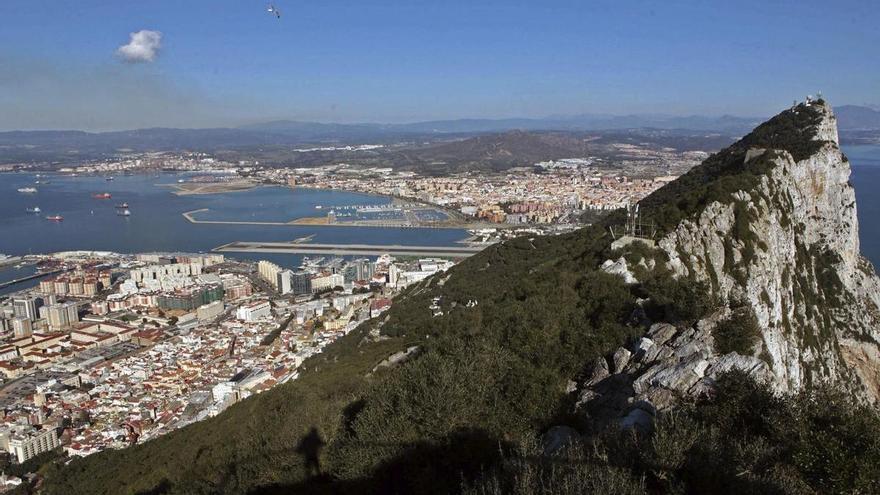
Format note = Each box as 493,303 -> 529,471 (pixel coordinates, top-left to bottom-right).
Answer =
0,172 -> 470,294
845,145 -> 880,266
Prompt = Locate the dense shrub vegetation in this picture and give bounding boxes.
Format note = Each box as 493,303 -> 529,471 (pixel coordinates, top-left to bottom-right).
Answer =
640,102 -> 826,234
465,371 -> 880,495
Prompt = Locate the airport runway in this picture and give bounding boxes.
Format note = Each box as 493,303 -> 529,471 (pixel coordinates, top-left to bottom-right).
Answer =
212,241 -> 488,258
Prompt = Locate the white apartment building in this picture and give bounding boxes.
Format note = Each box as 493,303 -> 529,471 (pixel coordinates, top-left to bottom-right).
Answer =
0,426 -> 61,463
236,300 -> 271,322
310,273 -> 344,293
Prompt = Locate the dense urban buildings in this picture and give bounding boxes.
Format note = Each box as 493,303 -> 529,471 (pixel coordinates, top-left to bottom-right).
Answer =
0,249 -> 456,464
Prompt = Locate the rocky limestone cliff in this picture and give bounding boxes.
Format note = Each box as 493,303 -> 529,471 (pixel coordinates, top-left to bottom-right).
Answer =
580,101 -> 880,431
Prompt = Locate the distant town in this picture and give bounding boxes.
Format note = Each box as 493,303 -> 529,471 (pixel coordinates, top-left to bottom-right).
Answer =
4,142 -> 704,230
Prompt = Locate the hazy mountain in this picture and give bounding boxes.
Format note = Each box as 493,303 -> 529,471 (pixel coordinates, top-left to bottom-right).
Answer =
835,104 -> 880,130
3,106 -> 877,165
239,113 -> 762,136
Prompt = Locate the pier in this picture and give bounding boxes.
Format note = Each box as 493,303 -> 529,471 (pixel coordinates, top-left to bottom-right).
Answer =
0,269 -> 64,291
212,241 -> 488,258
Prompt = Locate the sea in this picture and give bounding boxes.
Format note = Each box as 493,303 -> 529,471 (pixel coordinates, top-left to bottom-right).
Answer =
0,172 -> 469,295
846,144 -> 880,266
1,144 -> 879,295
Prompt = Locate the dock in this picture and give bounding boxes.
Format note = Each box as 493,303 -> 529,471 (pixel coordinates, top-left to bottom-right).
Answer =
212,241 -> 488,258
0,269 -> 65,291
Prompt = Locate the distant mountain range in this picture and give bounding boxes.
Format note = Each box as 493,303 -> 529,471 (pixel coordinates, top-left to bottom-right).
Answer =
1,105 -> 877,164
835,105 -> 880,130
238,113 -> 763,136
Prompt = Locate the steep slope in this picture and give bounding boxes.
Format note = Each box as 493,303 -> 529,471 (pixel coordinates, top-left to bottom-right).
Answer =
574,100 -> 880,435
42,101 -> 880,494
649,100 -> 880,400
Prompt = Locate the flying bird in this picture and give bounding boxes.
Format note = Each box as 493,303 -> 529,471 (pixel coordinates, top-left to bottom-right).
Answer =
267,4 -> 282,19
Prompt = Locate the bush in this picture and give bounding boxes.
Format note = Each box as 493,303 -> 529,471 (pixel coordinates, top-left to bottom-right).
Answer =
713,307 -> 762,355
641,276 -> 716,323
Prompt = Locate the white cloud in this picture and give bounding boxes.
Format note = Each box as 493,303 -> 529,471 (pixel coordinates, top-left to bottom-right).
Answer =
116,30 -> 162,63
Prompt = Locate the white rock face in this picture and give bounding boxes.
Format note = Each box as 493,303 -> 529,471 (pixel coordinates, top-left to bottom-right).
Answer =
601,257 -> 638,284
576,102 -> 880,430
657,102 -> 880,401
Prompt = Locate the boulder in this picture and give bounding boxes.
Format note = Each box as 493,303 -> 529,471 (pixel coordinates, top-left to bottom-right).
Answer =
584,356 -> 610,386
632,337 -> 655,361
541,426 -> 580,456
619,407 -> 654,433
601,257 -> 638,284
612,348 -> 632,373
647,323 -> 678,346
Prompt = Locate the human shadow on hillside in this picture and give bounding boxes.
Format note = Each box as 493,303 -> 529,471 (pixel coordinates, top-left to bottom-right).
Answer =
296,426 -> 325,479
248,427 -> 507,495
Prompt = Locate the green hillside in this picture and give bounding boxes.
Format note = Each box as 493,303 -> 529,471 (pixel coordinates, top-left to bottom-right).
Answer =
39,102 -> 880,495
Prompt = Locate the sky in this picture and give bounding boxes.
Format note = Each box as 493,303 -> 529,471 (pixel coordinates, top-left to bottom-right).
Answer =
0,0 -> 878,131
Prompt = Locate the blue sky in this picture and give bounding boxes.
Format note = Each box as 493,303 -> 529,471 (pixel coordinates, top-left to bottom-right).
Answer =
0,0 -> 878,130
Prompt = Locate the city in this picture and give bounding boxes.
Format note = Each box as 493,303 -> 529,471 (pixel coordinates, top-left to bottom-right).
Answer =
0,249 -> 455,475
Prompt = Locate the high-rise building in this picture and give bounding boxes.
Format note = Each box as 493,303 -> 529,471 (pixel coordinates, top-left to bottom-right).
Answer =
11,317 -> 32,338
277,270 -> 293,295
292,271 -> 312,295
258,261 -> 283,289
354,258 -> 375,281
45,302 -> 80,331
39,280 -> 55,295
388,264 -> 400,287
12,297 -> 41,321
2,426 -> 61,463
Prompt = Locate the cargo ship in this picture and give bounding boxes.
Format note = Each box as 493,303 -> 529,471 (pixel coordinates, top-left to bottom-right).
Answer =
17,187 -> 37,193
91,192 -> 112,199
45,215 -> 64,222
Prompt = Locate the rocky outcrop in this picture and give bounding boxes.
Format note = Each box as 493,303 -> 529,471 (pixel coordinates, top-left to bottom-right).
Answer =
601,257 -> 639,284
657,101 -> 880,401
576,313 -> 773,429
580,101 -> 880,428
